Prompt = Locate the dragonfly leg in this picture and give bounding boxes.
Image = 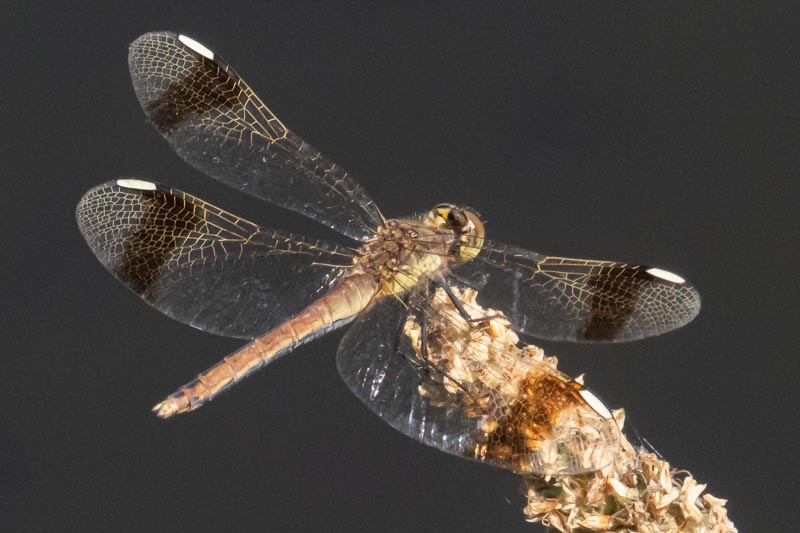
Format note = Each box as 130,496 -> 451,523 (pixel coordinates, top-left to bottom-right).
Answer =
394,294 -> 432,378
406,297 -> 486,406
446,271 -> 487,291
418,309 -> 435,372
436,280 -> 502,323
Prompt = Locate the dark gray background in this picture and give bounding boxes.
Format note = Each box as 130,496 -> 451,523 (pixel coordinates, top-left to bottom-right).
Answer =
3,2 -> 797,531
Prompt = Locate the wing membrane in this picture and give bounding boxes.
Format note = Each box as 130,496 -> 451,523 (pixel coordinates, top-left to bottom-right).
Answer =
336,282 -> 620,475
76,180 -> 352,338
452,242 -> 701,342
128,31 -> 381,241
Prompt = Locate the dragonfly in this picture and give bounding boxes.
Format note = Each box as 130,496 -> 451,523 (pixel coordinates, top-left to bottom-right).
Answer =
77,32 -> 701,476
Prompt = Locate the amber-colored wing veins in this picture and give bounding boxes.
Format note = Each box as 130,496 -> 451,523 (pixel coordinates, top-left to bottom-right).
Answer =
452,243 -> 701,342
128,31 -> 382,241
76,180 -> 353,339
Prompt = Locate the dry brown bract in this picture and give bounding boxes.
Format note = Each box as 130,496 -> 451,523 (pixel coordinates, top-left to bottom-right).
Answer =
523,410 -> 737,532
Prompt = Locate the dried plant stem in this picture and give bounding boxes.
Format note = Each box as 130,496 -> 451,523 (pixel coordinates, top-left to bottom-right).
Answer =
419,287 -> 736,531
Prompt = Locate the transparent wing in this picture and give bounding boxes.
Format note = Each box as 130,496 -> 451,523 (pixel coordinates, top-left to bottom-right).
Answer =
128,31 -> 382,241
76,179 -> 352,339
336,281 -> 620,475
450,241 -> 701,342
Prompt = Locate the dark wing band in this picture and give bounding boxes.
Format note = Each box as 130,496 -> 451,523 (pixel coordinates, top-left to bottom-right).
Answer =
76,180 -> 352,338
128,31 -> 382,241
452,242 -> 701,342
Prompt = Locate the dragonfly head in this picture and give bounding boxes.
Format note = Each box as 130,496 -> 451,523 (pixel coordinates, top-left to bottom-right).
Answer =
425,203 -> 485,262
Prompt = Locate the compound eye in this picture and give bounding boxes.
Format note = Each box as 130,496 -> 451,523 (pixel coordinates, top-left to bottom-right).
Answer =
448,209 -> 468,229
456,209 -> 485,262
434,203 -> 456,219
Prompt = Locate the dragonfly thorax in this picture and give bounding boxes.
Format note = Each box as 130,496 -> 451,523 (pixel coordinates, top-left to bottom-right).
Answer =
353,219 -> 455,296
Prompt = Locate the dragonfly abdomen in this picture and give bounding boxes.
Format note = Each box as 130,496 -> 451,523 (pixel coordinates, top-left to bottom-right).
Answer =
152,273 -> 379,418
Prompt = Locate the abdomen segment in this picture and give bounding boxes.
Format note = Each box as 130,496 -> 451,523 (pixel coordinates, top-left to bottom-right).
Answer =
152,273 -> 378,418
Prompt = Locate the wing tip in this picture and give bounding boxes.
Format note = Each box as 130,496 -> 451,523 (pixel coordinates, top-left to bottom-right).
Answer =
128,31 -> 215,61
128,30 -> 175,53
115,178 -> 158,191
645,267 -> 686,284
129,30 -> 176,44
577,387 -> 614,420
76,179 -> 168,234
177,34 -> 214,60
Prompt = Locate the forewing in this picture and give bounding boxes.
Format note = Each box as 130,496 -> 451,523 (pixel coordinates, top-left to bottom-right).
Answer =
336,283 -> 620,475
452,242 -> 701,342
77,179 -> 351,338
128,31 -> 382,241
